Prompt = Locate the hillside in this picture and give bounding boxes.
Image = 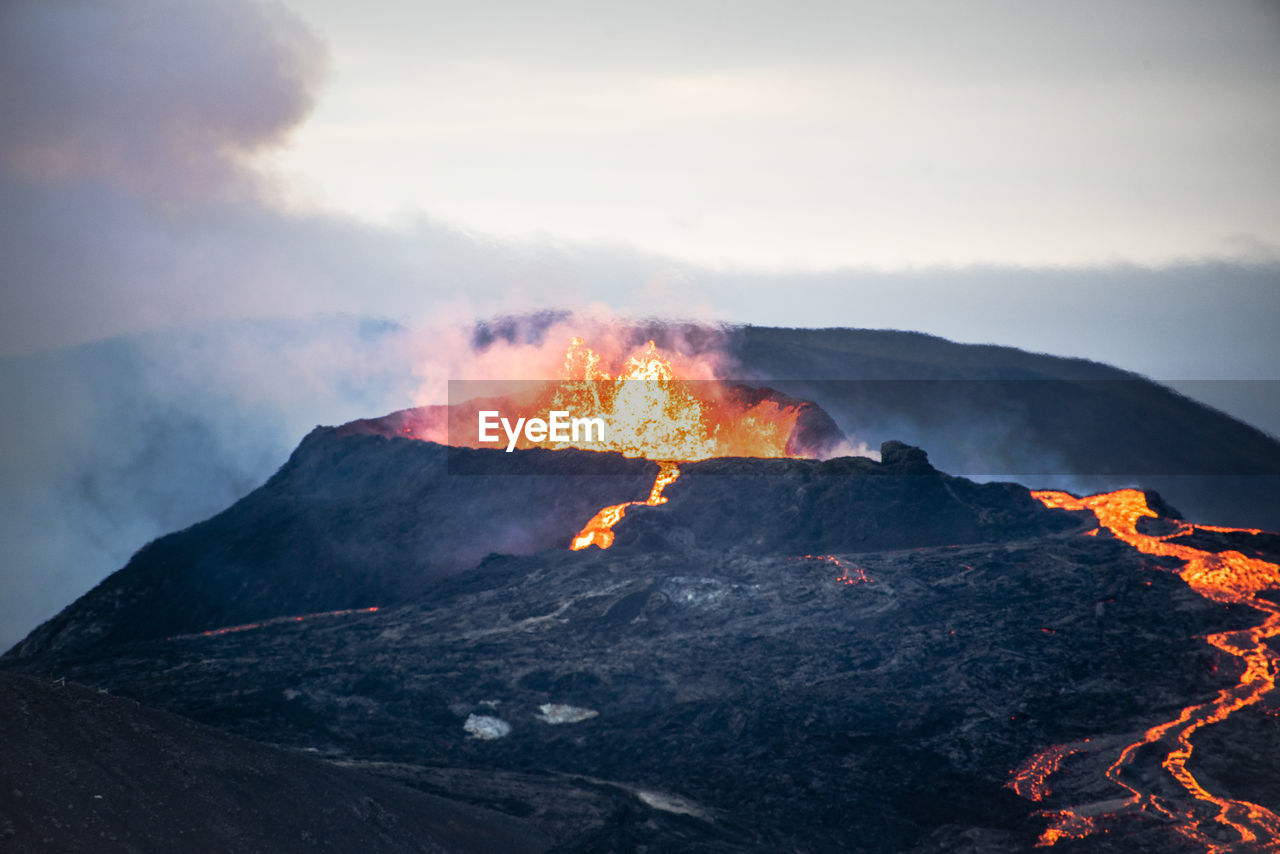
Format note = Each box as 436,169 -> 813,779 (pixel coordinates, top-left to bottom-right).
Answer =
0,671 -> 544,853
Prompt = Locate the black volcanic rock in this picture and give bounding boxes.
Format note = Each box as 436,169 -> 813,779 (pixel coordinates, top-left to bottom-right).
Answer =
8,525 -> 1269,852
7,422 -> 1279,852
5,437 -> 1069,661
879,438 -> 934,472
0,671 -> 545,853
613,442 -> 1076,555
5,433 -> 659,659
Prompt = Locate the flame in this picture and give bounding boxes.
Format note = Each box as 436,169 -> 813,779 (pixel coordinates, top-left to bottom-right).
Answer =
544,338 -> 805,461
385,336 -> 822,550
1016,489 -> 1280,851
547,338 -> 812,550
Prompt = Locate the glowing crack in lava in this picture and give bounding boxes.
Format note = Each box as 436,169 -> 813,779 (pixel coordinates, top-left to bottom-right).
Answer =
797,554 -> 873,585
1007,739 -> 1093,803
1013,489 -> 1280,851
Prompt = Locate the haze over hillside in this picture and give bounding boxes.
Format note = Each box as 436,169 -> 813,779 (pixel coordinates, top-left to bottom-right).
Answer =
3,318 -> 1278,653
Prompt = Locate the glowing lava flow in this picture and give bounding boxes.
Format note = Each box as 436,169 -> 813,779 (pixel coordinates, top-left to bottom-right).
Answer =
557,338 -> 811,550
1007,739 -> 1093,802
571,461 -> 681,550
1017,489 -> 1280,851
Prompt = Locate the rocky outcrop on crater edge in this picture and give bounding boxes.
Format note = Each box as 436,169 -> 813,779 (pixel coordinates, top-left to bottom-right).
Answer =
614,441 -> 1076,554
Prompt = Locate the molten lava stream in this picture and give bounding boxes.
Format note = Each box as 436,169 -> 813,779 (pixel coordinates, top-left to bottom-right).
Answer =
1018,489 -> 1280,851
571,462 -> 681,550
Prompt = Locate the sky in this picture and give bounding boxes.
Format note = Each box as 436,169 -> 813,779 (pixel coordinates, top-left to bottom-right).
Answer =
1,0 -> 1279,649
0,0 -> 1277,362
281,0 -> 1280,270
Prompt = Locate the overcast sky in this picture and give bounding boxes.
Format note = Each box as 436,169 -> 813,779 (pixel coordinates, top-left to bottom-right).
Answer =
1,0 -> 1277,363
279,0 -> 1280,269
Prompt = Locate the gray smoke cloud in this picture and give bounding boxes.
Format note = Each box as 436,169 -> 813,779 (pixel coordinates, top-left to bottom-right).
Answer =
0,317 -> 423,652
0,0 -> 408,650
0,0 -> 663,355
0,0 -> 321,350
0,0 -> 322,202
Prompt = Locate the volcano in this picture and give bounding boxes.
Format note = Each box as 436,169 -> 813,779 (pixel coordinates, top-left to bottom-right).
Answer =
4,330 -> 1280,853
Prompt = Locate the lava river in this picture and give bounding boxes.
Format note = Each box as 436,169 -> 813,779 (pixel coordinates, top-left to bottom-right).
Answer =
1012,489 -> 1280,851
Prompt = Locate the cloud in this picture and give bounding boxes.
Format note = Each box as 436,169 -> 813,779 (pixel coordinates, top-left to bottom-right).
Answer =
0,0 -> 324,201
0,0 -> 695,355
0,315 -> 425,653
0,0 -> 334,353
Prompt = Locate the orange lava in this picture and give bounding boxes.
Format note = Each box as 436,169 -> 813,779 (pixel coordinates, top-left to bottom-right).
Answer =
559,338 -> 814,550
452,337 -> 811,461
571,462 -> 681,550
1035,810 -> 1099,846
799,554 -> 873,585
1008,739 -> 1092,802
1018,489 -> 1280,851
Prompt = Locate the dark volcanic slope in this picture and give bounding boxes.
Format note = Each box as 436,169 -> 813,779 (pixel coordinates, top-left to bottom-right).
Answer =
0,671 -> 545,854
5,438 -> 1071,661
5,435 -> 657,659
8,435 -> 1279,851
9,522 -> 1270,852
